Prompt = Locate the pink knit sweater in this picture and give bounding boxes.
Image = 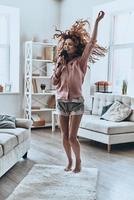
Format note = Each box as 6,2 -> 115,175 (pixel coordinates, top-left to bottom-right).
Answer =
51,41 -> 94,100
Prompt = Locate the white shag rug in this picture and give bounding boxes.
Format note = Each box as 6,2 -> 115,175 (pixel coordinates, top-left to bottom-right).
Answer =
6,164 -> 98,200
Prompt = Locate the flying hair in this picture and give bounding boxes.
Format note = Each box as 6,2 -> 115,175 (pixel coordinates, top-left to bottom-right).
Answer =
53,19 -> 107,63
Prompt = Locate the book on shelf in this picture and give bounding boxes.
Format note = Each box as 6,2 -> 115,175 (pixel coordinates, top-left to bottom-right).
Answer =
31,106 -> 41,110
32,73 -> 40,76
32,78 -> 38,93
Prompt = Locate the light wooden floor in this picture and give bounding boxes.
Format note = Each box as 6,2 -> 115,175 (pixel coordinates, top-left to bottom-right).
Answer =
0,128 -> 134,200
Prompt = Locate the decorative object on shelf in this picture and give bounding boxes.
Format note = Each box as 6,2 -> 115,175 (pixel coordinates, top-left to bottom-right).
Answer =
43,47 -> 53,60
32,119 -> 45,127
95,81 -> 112,93
5,83 -> 12,92
36,56 -> 42,60
32,37 -> 37,42
0,85 -> 3,92
31,114 -> 40,121
40,83 -> 46,93
43,39 -> 49,43
31,114 -> 45,127
122,80 -> 127,95
47,95 -> 56,109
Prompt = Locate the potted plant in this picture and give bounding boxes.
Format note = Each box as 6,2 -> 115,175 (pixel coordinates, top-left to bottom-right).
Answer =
122,80 -> 127,95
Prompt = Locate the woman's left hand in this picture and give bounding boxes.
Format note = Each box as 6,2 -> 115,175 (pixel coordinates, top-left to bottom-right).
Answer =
96,11 -> 105,22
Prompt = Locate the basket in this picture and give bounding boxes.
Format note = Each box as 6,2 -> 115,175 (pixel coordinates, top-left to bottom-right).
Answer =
32,119 -> 45,127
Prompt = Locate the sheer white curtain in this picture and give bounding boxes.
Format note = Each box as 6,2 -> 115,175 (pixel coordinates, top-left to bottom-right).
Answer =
110,11 -> 134,94
0,15 -> 10,86
0,6 -> 20,93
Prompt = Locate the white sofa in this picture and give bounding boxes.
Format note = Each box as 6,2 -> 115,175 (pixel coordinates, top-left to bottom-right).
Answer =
0,118 -> 31,177
78,93 -> 134,152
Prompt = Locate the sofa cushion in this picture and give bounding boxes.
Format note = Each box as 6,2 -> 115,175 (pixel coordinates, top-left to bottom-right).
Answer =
128,104 -> 134,122
80,115 -> 134,135
92,93 -> 133,116
0,144 -> 3,157
100,101 -> 132,122
0,115 -> 16,128
129,110 -> 134,122
0,133 -> 18,155
0,128 -> 29,144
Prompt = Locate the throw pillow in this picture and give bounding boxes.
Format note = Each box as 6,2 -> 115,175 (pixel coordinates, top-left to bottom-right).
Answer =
0,115 -> 16,128
128,110 -> 134,122
127,105 -> 134,122
101,103 -> 113,116
101,101 -> 132,122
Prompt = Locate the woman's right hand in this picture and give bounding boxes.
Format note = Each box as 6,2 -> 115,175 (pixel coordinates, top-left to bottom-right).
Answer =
57,55 -> 65,68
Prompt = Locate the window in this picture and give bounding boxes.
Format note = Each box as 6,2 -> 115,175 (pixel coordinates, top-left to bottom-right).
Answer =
0,6 -> 20,93
0,15 -> 9,85
109,11 -> 134,94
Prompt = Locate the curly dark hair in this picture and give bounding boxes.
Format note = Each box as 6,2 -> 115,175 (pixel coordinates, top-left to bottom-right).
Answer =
53,19 -> 107,63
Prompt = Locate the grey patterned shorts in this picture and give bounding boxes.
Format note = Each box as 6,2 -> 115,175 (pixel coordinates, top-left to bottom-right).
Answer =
57,101 -> 84,116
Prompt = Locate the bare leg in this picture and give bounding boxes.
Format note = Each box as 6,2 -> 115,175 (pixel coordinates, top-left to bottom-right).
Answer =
69,114 -> 82,173
59,115 -> 73,171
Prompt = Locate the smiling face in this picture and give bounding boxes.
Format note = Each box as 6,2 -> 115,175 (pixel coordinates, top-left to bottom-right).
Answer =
63,38 -> 77,55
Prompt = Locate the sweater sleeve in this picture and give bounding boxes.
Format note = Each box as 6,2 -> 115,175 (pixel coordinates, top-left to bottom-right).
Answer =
51,57 -> 62,86
79,41 -> 95,74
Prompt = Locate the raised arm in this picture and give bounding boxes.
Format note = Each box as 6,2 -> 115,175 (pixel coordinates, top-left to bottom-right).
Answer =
91,11 -> 105,43
80,11 -> 105,73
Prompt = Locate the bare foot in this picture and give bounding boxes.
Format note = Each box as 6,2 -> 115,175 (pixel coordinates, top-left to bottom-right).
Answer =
64,160 -> 72,172
73,160 -> 81,173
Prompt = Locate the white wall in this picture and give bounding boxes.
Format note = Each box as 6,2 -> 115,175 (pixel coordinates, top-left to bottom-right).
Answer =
60,0 -> 115,108
0,0 -> 60,116
60,0 -> 115,29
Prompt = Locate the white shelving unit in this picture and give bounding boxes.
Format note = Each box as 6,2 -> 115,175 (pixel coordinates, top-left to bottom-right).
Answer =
24,41 -> 57,128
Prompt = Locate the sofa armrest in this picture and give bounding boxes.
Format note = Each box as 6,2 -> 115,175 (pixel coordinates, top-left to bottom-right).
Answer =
15,118 -> 32,129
